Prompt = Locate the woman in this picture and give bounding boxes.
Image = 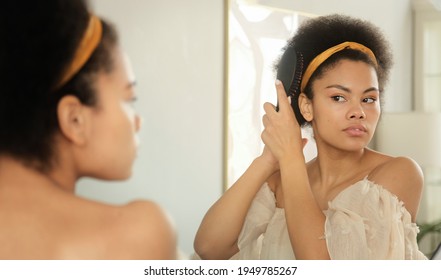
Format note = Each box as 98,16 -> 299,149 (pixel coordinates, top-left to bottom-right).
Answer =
0,0 -> 175,259
194,14 -> 427,260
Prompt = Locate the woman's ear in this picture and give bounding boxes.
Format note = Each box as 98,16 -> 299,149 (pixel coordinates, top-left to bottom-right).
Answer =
57,95 -> 88,146
298,93 -> 313,122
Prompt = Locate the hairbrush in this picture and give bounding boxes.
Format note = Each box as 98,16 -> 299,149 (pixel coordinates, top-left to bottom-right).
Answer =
277,49 -> 297,99
276,49 -> 303,110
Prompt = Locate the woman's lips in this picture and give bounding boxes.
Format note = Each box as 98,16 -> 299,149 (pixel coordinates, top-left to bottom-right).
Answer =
343,125 -> 367,136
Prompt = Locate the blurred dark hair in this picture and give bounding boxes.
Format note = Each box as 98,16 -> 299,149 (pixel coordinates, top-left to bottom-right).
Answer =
0,0 -> 118,171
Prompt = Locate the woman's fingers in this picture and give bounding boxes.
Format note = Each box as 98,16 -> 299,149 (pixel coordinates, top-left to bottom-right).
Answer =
275,80 -> 291,112
260,79 -> 305,161
263,102 -> 277,115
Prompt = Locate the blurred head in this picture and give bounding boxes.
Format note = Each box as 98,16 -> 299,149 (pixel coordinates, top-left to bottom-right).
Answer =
0,0 -> 140,178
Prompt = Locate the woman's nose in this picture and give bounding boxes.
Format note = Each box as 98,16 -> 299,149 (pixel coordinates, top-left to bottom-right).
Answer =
347,103 -> 366,120
134,114 -> 142,132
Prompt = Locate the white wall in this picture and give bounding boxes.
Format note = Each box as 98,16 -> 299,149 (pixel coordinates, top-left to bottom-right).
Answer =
76,0 -> 414,257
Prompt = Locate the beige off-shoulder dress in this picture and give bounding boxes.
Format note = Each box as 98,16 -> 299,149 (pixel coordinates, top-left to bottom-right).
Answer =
231,178 -> 428,260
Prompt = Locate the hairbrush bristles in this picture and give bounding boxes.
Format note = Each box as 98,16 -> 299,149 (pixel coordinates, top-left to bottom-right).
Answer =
289,52 -> 303,97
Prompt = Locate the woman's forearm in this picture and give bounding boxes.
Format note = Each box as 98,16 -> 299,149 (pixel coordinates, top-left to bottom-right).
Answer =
194,157 -> 275,259
279,154 -> 330,260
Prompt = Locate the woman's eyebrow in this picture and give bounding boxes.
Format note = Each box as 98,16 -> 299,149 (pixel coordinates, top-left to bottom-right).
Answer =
363,86 -> 379,93
325,84 -> 379,93
326,84 -> 350,92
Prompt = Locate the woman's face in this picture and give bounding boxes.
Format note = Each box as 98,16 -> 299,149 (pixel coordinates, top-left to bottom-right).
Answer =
307,59 -> 380,152
81,47 -> 141,180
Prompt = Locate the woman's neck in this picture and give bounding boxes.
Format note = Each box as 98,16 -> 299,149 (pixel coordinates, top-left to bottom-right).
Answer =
312,146 -> 370,188
0,156 -> 77,194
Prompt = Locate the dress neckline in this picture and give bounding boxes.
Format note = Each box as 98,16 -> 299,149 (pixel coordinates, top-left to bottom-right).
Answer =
264,177 -> 370,210
265,178 -> 412,219
324,177 -> 414,219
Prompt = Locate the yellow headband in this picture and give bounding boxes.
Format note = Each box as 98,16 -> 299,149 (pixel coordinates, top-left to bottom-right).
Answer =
55,15 -> 102,89
300,41 -> 378,92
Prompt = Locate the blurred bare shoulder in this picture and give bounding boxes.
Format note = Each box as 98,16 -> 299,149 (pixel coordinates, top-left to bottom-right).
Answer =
107,200 -> 177,259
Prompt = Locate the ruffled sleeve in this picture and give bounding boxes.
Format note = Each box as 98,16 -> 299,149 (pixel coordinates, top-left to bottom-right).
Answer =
230,183 -> 276,259
324,179 -> 427,260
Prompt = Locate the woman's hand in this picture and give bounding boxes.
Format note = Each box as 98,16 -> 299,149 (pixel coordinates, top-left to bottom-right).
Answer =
261,80 -> 306,164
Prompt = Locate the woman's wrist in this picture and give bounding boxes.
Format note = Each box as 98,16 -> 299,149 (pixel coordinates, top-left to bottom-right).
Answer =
279,149 -> 305,167
253,155 -> 279,176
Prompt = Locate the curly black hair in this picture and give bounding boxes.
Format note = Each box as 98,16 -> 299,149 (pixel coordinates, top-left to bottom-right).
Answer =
274,14 -> 393,126
0,0 -> 118,171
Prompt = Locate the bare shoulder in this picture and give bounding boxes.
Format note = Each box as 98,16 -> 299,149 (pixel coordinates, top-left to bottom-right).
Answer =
71,199 -> 177,259
0,188 -> 177,259
368,156 -> 424,221
107,200 -> 177,259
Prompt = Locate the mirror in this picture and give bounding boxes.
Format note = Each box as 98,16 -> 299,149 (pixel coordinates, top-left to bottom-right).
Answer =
226,0 -> 316,188
225,0 -> 441,257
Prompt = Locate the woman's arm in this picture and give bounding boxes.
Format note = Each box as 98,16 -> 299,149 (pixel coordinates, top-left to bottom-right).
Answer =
278,154 -> 330,259
261,81 -> 330,259
194,153 -> 277,259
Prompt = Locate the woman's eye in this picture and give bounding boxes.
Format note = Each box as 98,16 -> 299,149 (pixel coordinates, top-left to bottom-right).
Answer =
363,97 -> 377,103
331,96 -> 346,102
127,96 -> 137,104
